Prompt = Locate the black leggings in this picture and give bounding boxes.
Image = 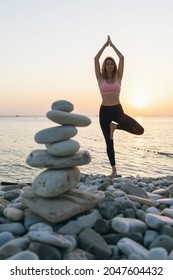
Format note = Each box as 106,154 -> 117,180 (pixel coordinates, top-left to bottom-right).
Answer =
99,104 -> 144,166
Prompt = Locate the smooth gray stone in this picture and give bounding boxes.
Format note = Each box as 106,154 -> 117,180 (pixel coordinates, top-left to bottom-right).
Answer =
29,222 -> 53,232
46,110 -> 91,127
149,234 -> 173,253
117,237 -> 148,259
111,217 -> 147,234
143,230 -> 159,248
162,208 -> 173,218
126,194 -> 155,206
145,213 -> 173,229
3,190 -> 20,201
0,244 -> 21,260
7,251 -> 39,260
156,198 -> 173,205
94,219 -> 110,234
77,210 -> 102,228
152,188 -> 169,195
26,149 -> 91,168
29,241 -> 61,260
34,125 -> 78,144
98,197 -> 120,219
21,189 -> 100,223
78,228 -> 112,259
64,249 -> 95,260
159,225 -> 173,237
0,232 -> 14,246
148,247 -> 168,260
3,237 -> 30,250
0,223 -> 25,235
27,231 -> 71,248
32,167 -> 80,197
24,209 -> 47,230
58,221 -> 84,235
46,139 -> 80,156
121,183 -> 148,198
51,100 -> 74,112
3,207 -> 24,221
146,206 -> 160,215
0,197 -> 8,207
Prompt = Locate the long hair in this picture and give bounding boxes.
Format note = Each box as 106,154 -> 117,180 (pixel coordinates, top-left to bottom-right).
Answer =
101,57 -> 117,80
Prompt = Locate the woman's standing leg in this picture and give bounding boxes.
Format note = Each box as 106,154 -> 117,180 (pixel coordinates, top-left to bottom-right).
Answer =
99,106 -> 117,176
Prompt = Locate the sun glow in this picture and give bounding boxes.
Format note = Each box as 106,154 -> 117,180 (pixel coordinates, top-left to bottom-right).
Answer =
124,86 -> 151,112
132,96 -> 148,109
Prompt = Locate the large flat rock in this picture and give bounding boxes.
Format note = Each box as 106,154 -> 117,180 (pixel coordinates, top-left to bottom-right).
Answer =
26,149 -> 91,168
21,189 -> 100,223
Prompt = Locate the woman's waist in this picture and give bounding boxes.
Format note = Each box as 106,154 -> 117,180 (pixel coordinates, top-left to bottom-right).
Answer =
101,95 -> 120,106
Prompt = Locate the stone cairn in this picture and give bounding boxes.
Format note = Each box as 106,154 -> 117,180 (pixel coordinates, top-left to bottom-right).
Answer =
21,100 -> 101,223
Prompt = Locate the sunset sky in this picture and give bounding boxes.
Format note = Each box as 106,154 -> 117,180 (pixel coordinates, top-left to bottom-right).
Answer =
1,0 -> 173,116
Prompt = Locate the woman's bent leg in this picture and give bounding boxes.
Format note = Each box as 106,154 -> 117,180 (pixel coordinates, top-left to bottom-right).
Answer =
117,113 -> 144,135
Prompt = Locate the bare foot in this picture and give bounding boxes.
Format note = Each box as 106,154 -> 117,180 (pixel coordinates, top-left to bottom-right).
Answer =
109,167 -> 117,178
110,123 -> 117,139
109,170 -> 117,178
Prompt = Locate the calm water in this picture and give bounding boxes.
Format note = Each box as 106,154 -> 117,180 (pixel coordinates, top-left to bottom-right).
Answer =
0,116 -> 172,183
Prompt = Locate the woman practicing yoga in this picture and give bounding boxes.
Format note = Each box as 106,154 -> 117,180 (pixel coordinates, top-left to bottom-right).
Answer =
94,36 -> 144,177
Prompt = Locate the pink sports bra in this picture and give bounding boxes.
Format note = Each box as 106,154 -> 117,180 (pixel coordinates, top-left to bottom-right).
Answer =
99,79 -> 121,96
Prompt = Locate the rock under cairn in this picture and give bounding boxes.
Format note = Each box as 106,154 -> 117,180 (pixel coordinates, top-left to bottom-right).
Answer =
22,100 -> 100,223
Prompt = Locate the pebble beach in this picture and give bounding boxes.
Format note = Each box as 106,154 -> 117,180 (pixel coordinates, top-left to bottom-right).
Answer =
1,100 -> 173,260
0,174 -> 173,260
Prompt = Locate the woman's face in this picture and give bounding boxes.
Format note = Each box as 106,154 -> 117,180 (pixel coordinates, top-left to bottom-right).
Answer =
105,59 -> 115,72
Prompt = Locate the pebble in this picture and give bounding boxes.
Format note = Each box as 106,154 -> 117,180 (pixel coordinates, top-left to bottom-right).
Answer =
3,207 -> 24,221
26,149 -> 91,168
117,237 -> 148,259
32,167 -> 80,197
111,217 -> 147,234
51,100 -> 74,112
149,234 -> 173,253
77,210 -> 102,228
58,221 -> 84,235
7,250 -> 39,260
27,231 -> 72,248
148,247 -> 168,260
0,232 -> 14,246
46,110 -> 91,127
29,241 -> 61,260
46,139 -> 80,156
34,125 -> 78,144
145,213 -> 173,229
78,228 -> 112,259
0,223 -> 25,235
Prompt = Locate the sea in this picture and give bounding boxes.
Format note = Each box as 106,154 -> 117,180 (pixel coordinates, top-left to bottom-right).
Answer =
0,116 -> 172,183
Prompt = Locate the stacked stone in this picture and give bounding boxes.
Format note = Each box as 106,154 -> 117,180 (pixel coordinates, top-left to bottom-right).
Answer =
22,100 -> 101,223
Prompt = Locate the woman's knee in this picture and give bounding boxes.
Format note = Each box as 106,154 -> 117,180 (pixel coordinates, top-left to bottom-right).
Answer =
137,126 -> 144,135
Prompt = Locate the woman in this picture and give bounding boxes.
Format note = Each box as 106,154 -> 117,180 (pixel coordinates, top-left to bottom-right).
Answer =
94,36 -> 144,177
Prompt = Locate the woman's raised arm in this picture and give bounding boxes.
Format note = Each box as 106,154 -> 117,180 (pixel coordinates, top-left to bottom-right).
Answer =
109,38 -> 124,80
94,36 -> 110,81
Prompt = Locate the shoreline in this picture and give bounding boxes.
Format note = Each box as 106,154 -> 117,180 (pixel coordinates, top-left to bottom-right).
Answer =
0,173 -> 173,260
